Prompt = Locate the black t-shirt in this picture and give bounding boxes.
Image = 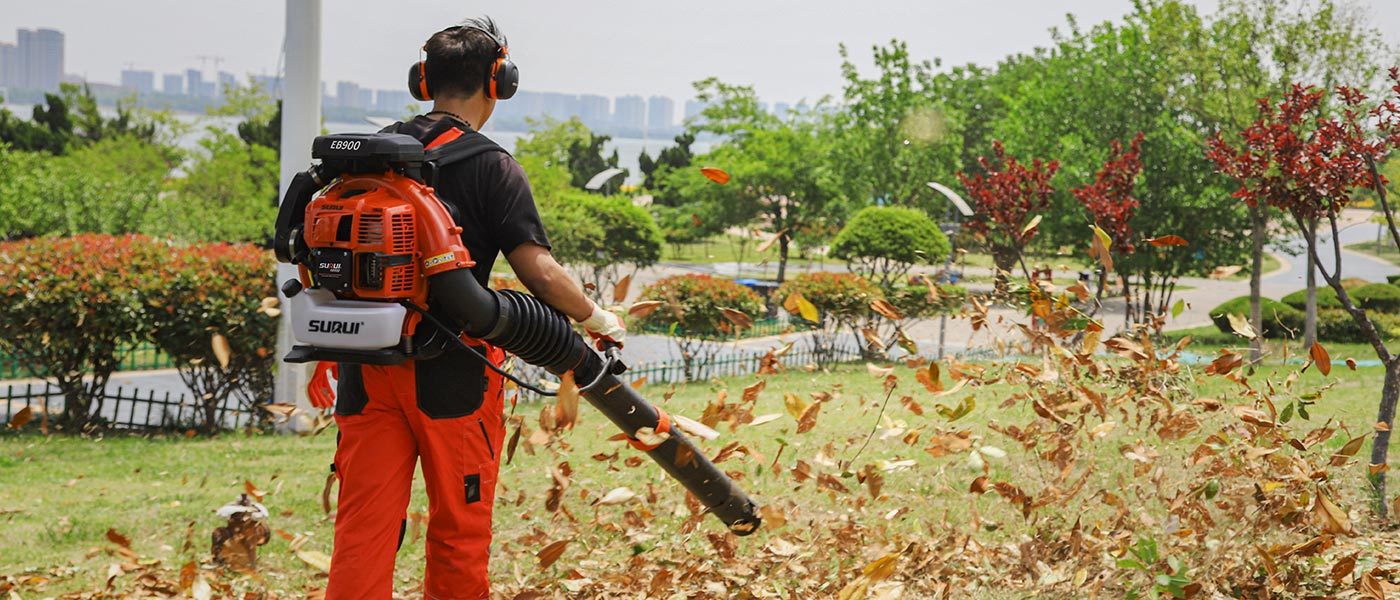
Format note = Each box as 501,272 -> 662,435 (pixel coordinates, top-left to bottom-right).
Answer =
393,115 -> 550,285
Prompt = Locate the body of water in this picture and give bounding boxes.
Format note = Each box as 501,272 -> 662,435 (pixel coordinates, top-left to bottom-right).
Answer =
4,103 -> 705,185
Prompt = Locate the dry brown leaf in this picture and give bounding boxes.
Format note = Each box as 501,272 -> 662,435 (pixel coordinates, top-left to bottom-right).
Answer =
296,549 -> 332,572
8,406 -> 33,429
700,166 -> 730,184
211,333 -> 231,369
106,528 -> 131,548
555,371 -> 579,430
1313,489 -> 1352,535
1310,341 -> 1332,376
871,299 -> 902,321
720,307 -> 753,330
612,274 -> 632,303
796,401 -> 822,434
537,539 -> 572,569
244,480 -> 266,501
867,363 -> 895,378
783,392 -> 809,419
627,300 -> 664,318
1209,265 -> 1243,279
1146,234 -> 1188,247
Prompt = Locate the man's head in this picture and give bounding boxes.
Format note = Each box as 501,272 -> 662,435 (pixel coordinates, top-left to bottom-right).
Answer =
417,17 -> 517,125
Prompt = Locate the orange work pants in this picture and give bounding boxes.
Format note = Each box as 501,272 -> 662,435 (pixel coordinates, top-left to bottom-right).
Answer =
325,346 -> 505,600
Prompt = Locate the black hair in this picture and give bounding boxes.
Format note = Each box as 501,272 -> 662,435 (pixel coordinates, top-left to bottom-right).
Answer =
423,16 -> 506,99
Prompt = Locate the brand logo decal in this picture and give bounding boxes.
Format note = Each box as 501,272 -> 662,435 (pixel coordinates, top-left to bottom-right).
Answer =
307,320 -> 363,335
328,139 -> 362,151
424,252 -> 455,269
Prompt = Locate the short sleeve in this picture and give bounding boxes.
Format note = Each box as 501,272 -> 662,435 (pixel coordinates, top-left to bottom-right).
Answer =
480,154 -> 552,255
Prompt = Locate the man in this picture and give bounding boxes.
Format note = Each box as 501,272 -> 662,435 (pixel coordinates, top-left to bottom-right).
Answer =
325,17 -> 625,599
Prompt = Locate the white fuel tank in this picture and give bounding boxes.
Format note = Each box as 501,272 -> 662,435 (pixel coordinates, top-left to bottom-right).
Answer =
291,288 -> 407,350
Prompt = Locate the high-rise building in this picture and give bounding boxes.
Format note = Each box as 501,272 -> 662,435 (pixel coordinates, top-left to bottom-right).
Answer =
217,71 -> 237,95
683,99 -> 707,123
374,89 -> 413,113
647,95 -> 674,132
579,94 -> 609,128
120,69 -> 155,94
773,102 -> 791,119
0,42 -> 18,88
16,28 -> 63,91
186,69 -> 205,97
336,80 -> 367,109
162,73 -> 183,95
613,95 -> 646,131
251,74 -> 281,94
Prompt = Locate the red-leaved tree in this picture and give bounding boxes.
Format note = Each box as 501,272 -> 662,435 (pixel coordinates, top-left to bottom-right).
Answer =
1208,71 -> 1400,516
958,141 -> 1060,292
1073,134 -> 1146,323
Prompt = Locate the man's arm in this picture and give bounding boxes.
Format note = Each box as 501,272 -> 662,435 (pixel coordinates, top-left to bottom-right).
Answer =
505,242 -> 594,321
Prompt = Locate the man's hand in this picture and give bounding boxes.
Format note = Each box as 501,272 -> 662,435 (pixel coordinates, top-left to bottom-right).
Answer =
579,303 -> 626,349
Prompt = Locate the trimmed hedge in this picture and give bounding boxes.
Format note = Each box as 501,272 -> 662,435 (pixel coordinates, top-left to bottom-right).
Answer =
636,274 -> 764,337
1281,287 -> 1342,311
1209,296 -> 1303,339
1351,283 -> 1400,314
1316,309 -> 1400,343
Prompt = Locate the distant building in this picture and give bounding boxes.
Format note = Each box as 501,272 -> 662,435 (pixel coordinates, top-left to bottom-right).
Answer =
374,89 -> 412,113
683,99 -> 707,122
773,102 -> 791,119
251,74 -> 281,94
579,94 -> 609,128
647,95 -> 674,132
0,42 -> 17,88
217,71 -> 237,95
162,73 -> 183,95
119,69 -> 155,94
15,28 -> 63,91
613,95 -> 645,131
336,80 -> 366,109
186,69 -> 206,97
539,91 -> 577,120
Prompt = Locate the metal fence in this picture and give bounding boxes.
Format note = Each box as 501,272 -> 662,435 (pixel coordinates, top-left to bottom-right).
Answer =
0,343 -> 175,379
1,382 -> 257,431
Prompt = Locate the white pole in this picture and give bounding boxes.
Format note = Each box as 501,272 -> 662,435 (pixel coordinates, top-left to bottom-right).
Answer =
274,0 -> 322,418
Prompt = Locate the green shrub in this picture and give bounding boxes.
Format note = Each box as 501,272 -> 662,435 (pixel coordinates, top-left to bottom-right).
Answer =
0,234 -> 166,430
1209,296 -> 1303,339
1281,287 -> 1342,311
1387,274 -> 1400,286
150,130 -> 279,243
542,191 -> 664,301
636,274 -> 764,337
141,243 -> 277,432
1351,282 -> 1400,314
888,283 -> 967,320
776,272 -> 884,328
0,136 -> 171,239
1315,309 -> 1400,343
830,206 -> 950,290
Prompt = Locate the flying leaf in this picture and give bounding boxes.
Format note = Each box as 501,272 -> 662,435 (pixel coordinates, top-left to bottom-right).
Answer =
720,307 -> 753,330
628,300 -> 664,319
537,539 -> 572,569
1226,313 -> 1257,340
1310,342 -> 1332,376
555,371 -> 579,430
673,414 -> 719,440
1021,214 -> 1043,237
1313,489 -> 1352,535
612,274 -> 632,304
244,480 -> 266,501
700,167 -> 730,184
106,528 -> 132,548
8,406 -> 32,429
748,414 -> 781,426
593,487 -> 637,506
1088,224 -> 1114,271
296,549 -> 332,572
796,401 -> 822,434
1209,265 -> 1243,280
916,362 -> 943,393
784,292 -> 819,323
1171,299 -> 1185,319
867,363 -> 895,378
756,230 -> 785,253
211,333 -> 231,370
783,392 -> 809,419
871,299 -> 902,321
1146,235 -> 1188,247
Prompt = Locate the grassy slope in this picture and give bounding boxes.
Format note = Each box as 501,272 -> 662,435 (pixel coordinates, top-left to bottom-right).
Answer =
0,355 -> 1387,596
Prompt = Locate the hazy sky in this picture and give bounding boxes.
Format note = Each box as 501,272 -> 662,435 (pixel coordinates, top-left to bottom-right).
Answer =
3,1 -> 1399,105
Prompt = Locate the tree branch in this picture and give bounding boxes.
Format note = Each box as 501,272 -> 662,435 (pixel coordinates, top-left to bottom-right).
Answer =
1368,155 -> 1400,252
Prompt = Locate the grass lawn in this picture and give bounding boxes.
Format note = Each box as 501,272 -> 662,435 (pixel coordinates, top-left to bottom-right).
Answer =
1347,239 -> 1400,267
1,344 -> 1394,596
661,234 -> 825,268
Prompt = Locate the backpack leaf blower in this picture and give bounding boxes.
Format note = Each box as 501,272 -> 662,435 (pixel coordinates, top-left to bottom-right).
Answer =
274,132 -> 761,536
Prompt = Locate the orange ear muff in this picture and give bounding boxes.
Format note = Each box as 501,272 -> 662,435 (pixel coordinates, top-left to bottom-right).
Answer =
407,60 -> 432,101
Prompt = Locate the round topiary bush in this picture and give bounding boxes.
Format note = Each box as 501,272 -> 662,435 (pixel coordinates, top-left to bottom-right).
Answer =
1209,296 -> 1303,339
830,206 -> 950,290
1281,287 -> 1342,311
1313,309 -> 1400,343
1351,282 -> 1400,314
775,272 -> 884,327
636,274 -> 764,338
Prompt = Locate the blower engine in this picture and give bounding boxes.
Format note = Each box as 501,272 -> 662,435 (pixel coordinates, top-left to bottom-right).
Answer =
274,132 -> 760,535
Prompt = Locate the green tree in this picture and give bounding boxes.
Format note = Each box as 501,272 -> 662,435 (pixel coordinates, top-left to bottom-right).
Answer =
515,116 -> 626,194
827,40 -> 963,212
639,132 -> 695,196
150,129 -> 280,243
539,191 -> 664,301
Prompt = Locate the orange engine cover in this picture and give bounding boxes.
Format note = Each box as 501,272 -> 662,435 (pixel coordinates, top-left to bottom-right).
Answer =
298,170 -> 474,310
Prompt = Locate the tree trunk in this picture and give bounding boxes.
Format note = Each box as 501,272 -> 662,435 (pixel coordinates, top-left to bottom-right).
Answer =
1372,359 -> 1399,517
1304,221 -> 1318,349
991,245 -> 1017,296
776,234 -> 789,285
1248,204 -> 1265,362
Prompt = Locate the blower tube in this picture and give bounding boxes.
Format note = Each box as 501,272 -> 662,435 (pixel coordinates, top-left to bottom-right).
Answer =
429,269 -> 762,535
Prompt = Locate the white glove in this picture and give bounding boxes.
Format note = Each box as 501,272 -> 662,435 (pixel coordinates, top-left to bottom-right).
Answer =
579,303 -> 626,349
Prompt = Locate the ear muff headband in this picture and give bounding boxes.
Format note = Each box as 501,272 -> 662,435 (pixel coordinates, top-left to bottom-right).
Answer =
407,23 -> 518,102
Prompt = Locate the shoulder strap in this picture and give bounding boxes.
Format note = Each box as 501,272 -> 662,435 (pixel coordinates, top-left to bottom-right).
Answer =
421,128 -> 509,188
